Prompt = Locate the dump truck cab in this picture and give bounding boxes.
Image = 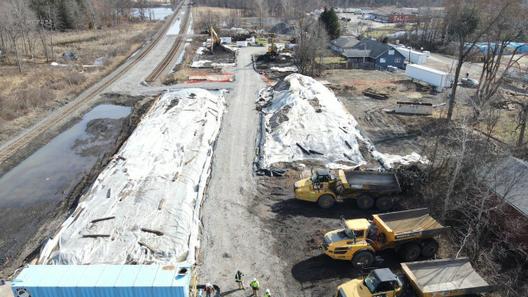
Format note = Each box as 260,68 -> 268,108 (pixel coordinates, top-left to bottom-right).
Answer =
294,168 -> 400,210
294,169 -> 338,208
336,269 -> 402,297
323,218 -> 375,266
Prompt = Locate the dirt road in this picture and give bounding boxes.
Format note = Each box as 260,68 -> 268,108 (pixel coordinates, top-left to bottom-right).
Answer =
198,47 -> 290,295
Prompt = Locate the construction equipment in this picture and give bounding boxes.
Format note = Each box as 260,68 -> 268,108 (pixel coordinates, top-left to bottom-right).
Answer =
209,25 -> 220,52
267,33 -> 278,56
336,258 -> 493,297
294,169 -> 401,210
323,208 -> 448,268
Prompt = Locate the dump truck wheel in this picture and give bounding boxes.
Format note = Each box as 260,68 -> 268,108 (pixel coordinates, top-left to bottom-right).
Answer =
351,251 -> 374,269
352,251 -> 374,269
357,195 -> 374,210
318,195 -> 336,209
400,243 -> 421,262
375,197 -> 393,211
421,239 -> 439,258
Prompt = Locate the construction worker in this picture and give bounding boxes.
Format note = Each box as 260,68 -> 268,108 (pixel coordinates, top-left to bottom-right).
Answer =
205,283 -> 215,297
235,270 -> 245,290
264,288 -> 272,297
249,278 -> 260,296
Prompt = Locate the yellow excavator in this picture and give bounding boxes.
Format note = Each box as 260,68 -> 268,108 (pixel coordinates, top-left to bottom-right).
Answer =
267,33 -> 278,56
209,25 -> 220,52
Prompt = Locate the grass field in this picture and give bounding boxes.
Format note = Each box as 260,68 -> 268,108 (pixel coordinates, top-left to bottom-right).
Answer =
0,22 -> 159,143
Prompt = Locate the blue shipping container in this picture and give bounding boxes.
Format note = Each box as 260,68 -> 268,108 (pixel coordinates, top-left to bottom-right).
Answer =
11,264 -> 190,297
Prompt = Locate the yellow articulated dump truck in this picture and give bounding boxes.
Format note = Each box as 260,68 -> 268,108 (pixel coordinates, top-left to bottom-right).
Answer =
294,169 -> 401,210
336,258 -> 493,297
323,208 -> 448,268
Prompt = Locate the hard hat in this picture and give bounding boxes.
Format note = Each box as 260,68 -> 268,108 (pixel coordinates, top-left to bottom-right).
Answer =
253,278 -> 257,281
206,282 -> 212,286
266,289 -> 271,293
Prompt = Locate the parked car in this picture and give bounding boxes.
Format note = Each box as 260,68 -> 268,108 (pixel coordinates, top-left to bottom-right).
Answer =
461,77 -> 479,88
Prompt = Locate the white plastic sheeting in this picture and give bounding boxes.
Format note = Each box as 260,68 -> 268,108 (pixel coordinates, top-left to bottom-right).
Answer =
271,66 -> 298,73
371,151 -> 427,169
39,89 -> 225,266
259,74 -> 427,169
260,74 -> 366,169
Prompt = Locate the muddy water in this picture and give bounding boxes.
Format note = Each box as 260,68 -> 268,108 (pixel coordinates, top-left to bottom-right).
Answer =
0,104 -> 131,274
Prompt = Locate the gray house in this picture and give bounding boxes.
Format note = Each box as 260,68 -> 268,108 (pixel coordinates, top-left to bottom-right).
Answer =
342,39 -> 406,70
330,36 -> 359,54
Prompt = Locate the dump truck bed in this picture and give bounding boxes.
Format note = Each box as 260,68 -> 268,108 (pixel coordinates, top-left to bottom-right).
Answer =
342,171 -> 401,193
401,258 -> 493,297
374,208 -> 447,241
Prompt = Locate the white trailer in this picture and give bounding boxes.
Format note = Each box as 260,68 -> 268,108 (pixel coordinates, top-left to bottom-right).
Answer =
405,64 -> 452,91
394,46 -> 428,64
236,41 -> 248,47
220,37 -> 232,44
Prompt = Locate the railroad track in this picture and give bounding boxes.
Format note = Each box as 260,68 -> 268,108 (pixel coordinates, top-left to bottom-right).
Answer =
145,4 -> 191,83
0,1 -> 188,166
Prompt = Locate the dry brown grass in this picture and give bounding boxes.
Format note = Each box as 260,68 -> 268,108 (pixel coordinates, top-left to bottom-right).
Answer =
0,22 -> 160,143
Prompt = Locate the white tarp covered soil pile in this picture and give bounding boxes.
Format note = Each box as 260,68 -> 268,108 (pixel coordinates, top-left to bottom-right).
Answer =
259,74 -> 426,169
39,89 -> 225,265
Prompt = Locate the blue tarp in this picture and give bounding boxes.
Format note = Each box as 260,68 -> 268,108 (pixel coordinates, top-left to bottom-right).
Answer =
470,42 -> 528,54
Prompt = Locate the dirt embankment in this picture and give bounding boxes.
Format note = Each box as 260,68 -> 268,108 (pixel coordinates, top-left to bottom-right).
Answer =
0,95 -> 155,278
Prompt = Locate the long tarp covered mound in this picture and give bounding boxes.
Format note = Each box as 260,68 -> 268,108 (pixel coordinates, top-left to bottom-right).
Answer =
261,73 -> 366,168
259,73 -> 427,169
39,88 -> 225,265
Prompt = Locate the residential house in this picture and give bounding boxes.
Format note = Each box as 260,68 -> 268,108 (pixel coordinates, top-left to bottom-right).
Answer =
330,36 -> 359,54
342,39 -> 406,70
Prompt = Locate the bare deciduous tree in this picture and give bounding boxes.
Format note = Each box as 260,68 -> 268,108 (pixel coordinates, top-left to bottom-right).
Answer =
294,15 -> 328,76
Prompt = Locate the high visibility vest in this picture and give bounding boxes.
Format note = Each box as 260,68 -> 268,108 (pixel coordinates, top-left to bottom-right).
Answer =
250,280 -> 260,289
264,293 -> 271,297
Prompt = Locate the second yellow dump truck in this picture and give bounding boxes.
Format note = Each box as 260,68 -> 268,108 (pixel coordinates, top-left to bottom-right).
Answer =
336,258 -> 493,297
323,208 -> 448,268
294,169 -> 401,210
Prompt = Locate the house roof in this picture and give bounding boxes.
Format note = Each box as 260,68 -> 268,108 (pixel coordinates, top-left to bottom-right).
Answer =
482,156 -> 528,217
342,49 -> 371,58
351,39 -> 394,59
331,36 -> 359,49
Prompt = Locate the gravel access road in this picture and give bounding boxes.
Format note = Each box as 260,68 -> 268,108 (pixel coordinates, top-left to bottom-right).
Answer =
198,47 -> 289,296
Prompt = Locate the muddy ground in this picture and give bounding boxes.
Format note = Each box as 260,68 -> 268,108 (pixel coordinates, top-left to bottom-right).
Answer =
0,94 -> 154,278
252,167 -> 451,297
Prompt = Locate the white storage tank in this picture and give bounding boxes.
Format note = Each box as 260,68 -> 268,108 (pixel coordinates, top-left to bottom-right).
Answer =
11,264 -> 191,297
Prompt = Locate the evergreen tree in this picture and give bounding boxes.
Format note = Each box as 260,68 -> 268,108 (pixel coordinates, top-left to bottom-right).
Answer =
319,7 -> 340,40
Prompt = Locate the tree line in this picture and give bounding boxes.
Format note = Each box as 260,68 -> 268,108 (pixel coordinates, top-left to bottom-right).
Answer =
0,0 -> 176,72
